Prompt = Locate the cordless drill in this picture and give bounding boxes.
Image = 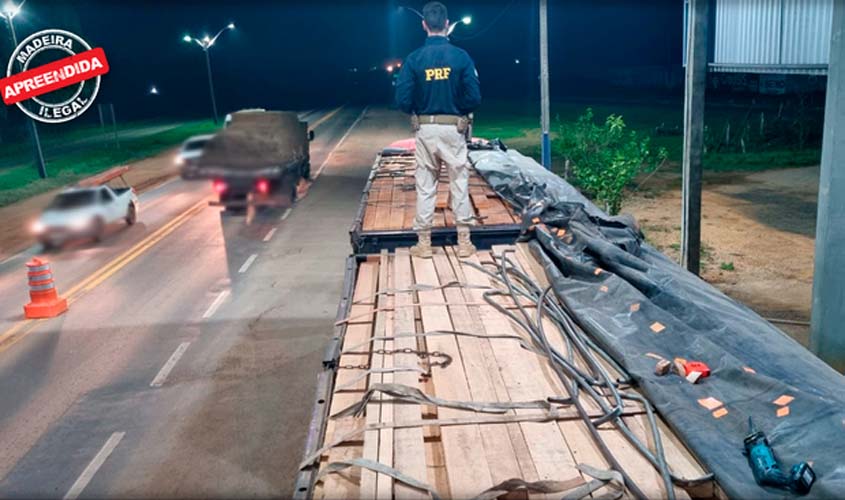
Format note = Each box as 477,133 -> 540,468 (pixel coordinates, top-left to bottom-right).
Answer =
743,418 -> 816,495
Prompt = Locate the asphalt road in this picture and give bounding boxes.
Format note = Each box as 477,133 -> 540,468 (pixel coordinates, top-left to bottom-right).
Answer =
0,106 -> 408,498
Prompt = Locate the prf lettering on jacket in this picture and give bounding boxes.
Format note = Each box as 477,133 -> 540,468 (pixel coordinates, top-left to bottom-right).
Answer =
425,67 -> 452,81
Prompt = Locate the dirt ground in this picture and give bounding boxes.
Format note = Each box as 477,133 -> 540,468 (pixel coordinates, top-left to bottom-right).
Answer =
625,166 -> 818,345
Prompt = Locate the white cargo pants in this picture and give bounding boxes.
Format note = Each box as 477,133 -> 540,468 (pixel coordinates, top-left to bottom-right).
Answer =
413,124 -> 474,231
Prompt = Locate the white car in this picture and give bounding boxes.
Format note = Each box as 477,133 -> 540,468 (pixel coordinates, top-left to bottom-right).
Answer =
177,134 -> 214,179
32,185 -> 139,249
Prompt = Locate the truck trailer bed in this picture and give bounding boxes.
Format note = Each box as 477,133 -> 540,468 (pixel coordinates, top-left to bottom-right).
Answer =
296,245 -> 717,500
350,152 -> 522,254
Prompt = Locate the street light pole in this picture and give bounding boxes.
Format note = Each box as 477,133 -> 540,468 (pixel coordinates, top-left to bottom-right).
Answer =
204,48 -> 218,124
3,2 -> 48,179
183,22 -> 234,125
539,0 -> 551,170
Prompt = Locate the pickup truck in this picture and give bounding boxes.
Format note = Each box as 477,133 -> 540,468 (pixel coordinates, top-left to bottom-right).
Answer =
31,185 -> 139,249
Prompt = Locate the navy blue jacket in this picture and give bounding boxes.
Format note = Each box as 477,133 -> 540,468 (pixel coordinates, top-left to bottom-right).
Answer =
395,36 -> 481,116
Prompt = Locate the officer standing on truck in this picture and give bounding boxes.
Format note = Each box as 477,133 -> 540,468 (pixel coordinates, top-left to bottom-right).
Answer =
395,1 -> 481,259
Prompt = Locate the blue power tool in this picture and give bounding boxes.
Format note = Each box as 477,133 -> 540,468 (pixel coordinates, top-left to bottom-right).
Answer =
743,417 -> 816,495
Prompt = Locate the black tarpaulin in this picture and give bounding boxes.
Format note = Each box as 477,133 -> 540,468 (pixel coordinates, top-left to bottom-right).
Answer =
469,147 -> 845,499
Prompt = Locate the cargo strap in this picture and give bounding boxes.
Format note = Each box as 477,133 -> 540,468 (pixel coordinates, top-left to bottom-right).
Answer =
340,329 -> 543,357
331,382 -> 555,419
316,458 -> 443,500
351,280 -> 491,305
300,407 -> 645,470
335,302 -> 489,326
333,366 -> 428,392
314,458 -> 622,500
418,114 -> 463,125
473,464 -> 624,500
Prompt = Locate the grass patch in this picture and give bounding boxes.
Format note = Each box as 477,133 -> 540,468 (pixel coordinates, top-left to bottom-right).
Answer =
720,261 -> 735,271
703,149 -> 821,171
473,99 -> 822,172
0,120 -> 217,207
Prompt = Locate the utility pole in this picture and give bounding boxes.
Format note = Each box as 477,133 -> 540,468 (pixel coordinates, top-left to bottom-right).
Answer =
680,0 -> 709,275
810,0 -> 845,372
4,10 -> 47,179
539,0 -> 551,170
204,48 -> 219,125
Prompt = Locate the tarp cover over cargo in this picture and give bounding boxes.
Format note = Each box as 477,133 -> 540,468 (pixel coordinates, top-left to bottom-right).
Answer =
196,111 -> 308,172
468,146 -> 845,499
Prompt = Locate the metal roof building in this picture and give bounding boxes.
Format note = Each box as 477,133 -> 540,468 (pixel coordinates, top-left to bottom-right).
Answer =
685,0 -> 834,74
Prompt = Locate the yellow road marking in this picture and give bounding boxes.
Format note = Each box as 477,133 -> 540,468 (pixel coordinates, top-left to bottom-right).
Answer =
66,199 -> 208,301
0,198 -> 209,354
308,105 -> 343,131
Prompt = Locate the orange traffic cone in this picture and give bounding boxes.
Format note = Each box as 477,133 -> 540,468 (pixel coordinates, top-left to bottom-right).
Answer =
23,258 -> 68,319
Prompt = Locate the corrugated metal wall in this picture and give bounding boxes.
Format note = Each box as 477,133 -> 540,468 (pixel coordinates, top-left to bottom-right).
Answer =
705,0 -> 833,73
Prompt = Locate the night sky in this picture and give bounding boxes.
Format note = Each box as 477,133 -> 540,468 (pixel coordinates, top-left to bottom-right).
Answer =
0,0 -> 683,123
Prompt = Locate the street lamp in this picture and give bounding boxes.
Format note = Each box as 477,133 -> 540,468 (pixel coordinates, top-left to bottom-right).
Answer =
182,22 -> 235,124
149,85 -> 159,95
1,0 -> 47,179
446,15 -> 471,35
397,5 -> 423,19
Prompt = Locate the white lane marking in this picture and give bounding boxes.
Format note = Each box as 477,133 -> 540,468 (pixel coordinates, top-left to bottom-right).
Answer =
281,208 -> 292,221
238,254 -> 258,274
314,106 -> 369,179
263,227 -> 277,242
150,342 -> 190,388
0,251 -> 27,266
202,290 -> 230,319
63,431 -> 126,500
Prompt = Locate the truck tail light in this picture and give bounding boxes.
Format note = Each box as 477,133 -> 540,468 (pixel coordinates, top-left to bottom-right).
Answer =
256,178 -> 270,195
213,179 -> 228,194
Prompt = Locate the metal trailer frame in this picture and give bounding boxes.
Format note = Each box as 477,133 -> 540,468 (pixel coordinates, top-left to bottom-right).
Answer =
292,254 -> 360,500
348,155 -> 522,254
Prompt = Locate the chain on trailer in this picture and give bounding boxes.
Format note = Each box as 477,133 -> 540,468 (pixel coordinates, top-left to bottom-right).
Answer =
338,347 -> 452,381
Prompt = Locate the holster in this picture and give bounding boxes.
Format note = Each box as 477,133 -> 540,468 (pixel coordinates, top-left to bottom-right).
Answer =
456,116 -> 469,134
458,113 -> 473,141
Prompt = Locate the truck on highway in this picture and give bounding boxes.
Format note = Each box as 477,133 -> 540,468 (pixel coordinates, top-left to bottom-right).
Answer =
31,184 -> 139,250
192,110 -> 314,210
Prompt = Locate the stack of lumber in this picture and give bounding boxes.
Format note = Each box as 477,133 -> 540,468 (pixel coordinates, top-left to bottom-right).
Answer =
311,244 -> 715,499
361,153 -> 519,232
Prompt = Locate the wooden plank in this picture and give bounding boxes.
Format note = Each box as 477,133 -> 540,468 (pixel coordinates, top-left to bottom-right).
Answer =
412,251 -> 494,497
471,194 -> 491,210
389,175 -> 405,230
376,255 -> 396,500
360,252 -> 390,499
458,251 -> 579,484
391,248 -> 429,499
321,261 -> 378,498
512,243 -> 708,499
361,153 -> 519,234
403,188 -> 416,230
433,250 -> 529,486
447,248 -> 540,481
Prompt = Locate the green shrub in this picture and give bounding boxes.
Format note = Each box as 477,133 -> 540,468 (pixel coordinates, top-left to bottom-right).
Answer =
555,108 -> 666,215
